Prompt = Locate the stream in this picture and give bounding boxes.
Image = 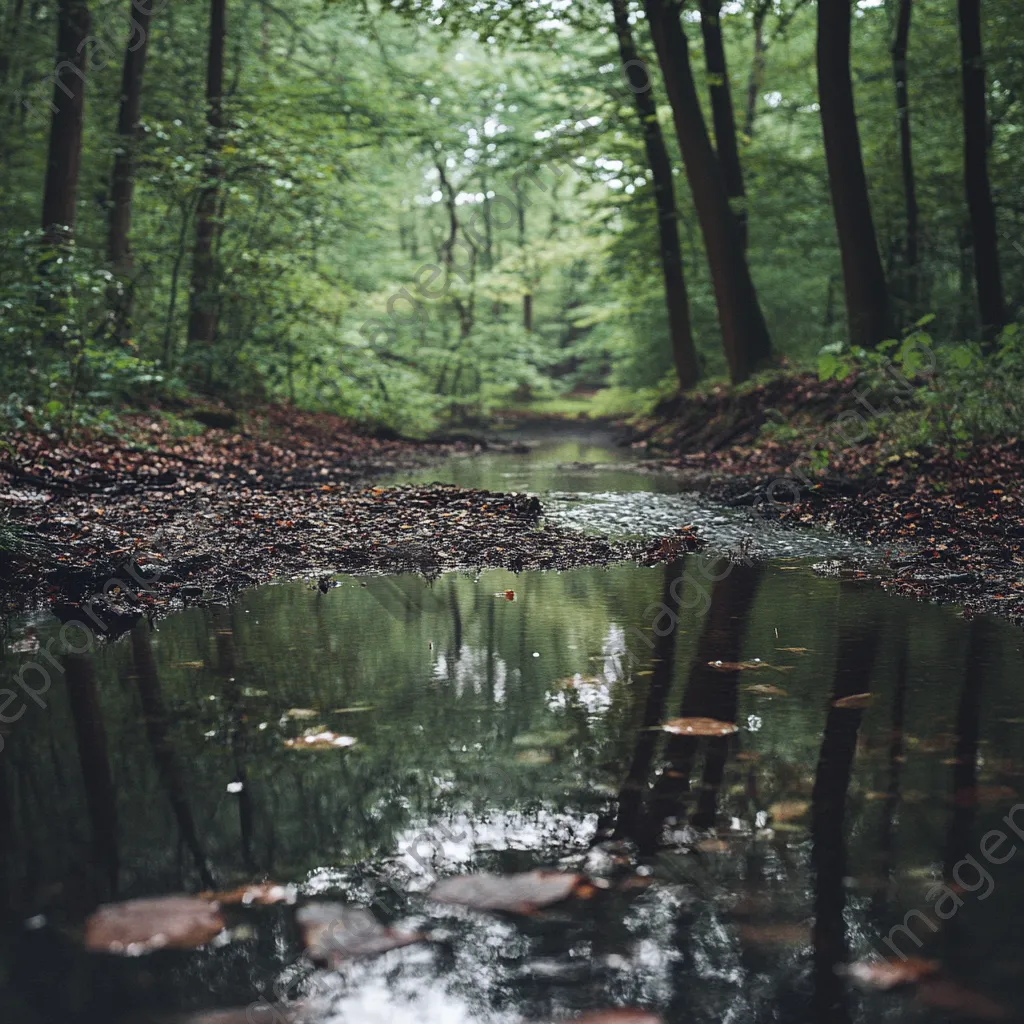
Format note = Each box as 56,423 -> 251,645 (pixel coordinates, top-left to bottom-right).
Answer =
2,425 -> 1023,1023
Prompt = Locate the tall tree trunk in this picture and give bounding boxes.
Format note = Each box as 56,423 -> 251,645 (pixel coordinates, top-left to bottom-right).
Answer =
187,0 -> 227,366
517,194 -> 532,332
41,0 -> 90,244
744,1 -> 768,138
699,0 -> 748,249
611,0 -> 700,390
645,0 -> 772,384
957,0 -> 1005,341
891,0 -> 919,319
107,0 -> 155,336
817,0 -> 892,349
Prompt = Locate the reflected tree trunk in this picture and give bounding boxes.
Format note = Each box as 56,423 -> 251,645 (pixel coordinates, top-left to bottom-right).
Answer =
643,561 -> 763,849
613,559 -> 684,843
811,604 -> 882,1024
131,627 -> 216,887
63,655 -> 119,899
214,607 -> 256,871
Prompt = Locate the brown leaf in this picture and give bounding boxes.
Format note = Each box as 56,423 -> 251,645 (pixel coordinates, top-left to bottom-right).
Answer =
296,904 -> 423,964
661,717 -> 738,737
832,692 -> 873,710
743,684 -> 788,696
84,896 -> 225,955
841,956 -> 940,990
428,870 -> 585,914
200,882 -> 296,906
768,800 -> 810,823
736,922 -> 809,948
916,977 -> 1010,1019
707,660 -> 776,671
283,729 -> 357,751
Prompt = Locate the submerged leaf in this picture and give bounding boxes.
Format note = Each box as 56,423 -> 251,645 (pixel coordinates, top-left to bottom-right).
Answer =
661,717 -> 738,737
743,684 -> 789,696
296,903 -> 424,964
283,729 -> 357,751
200,883 -> 296,906
429,870 -> 584,914
841,956 -> 939,990
916,977 -> 1010,1019
768,800 -> 810,823
832,692 -> 873,710
84,896 -> 225,956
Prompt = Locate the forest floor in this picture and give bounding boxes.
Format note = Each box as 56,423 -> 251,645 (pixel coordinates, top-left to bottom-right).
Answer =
641,373 -> 1024,626
0,406 -> 677,637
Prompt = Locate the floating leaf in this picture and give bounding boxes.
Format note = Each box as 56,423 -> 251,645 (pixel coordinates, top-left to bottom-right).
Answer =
283,729 -> 357,751
841,956 -> 939,990
661,717 -> 738,737
200,883 -> 296,906
707,660 -> 778,671
296,903 -> 424,965
768,800 -> 810,823
736,922 -> 808,948
776,647 -> 810,654
84,896 -> 225,955
916,977 -> 1010,1019
833,693 -> 873,710
284,708 -> 319,720
429,870 -> 585,914
743,684 -> 788,696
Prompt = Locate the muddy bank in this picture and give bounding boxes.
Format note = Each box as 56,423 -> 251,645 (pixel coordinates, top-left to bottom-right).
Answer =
0,410 -> 689,635
642,377 -> 1024,625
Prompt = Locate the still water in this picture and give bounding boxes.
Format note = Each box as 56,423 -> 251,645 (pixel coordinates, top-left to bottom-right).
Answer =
1,431 -> 1023,1023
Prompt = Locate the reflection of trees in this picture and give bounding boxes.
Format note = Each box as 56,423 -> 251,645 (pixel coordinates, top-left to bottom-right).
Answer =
64,654 -> 119,899
131,627 -> 215,888
640,561 -> 764,849
811,591 -> 882,1024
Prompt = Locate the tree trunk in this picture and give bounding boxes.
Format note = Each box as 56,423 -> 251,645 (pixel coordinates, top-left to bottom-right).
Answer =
41,0 -> 90,243
645,0 -> 772,384
891,0 -> 918,319
817,0 -> 892,349
957,0 -> 1005,342
107,0 -> 155,334
744,1 -> 768,138
611,0 -> 700,390
699,0 -> 748,249
187,0 -> 227,363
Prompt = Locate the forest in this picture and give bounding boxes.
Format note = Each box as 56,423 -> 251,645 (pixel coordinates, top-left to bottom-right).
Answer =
0,0 -> 1021,436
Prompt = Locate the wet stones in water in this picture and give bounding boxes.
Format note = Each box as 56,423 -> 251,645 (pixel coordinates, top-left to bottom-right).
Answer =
296,903 -> 424,965
428,870 -> 586,914
84,896 -> 226,955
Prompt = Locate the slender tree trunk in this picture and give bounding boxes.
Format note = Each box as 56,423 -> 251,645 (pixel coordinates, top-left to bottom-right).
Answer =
516,194 -> 533,332
744,1 -> 768,138
891,0 -> 918,319
818,0 -> 892,349
611,0 -> 700,390
957,0 -> 1005,341
41,0 -> 90,244
699,0 -> 748,249
64,655 -> 119,899
645,0 -> 772,384
187,0 -> 227,364
107,0 -> 155,336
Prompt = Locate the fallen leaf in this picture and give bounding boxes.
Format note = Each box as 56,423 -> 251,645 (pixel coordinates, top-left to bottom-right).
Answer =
768,800 -> 810,823
283,729 -> 357,751
284,708 -> 319,720
736,922 -> 808,947
776,647 -> 810,654
296,903 -> 424,964
200,883 -> 296,906
84,896 -> 225,955
833,693 -> 873,710
841,956 -> 940,990
661,717 -> 738,737
743,684 -> 788,696
916,977 -> 1010,1019
553,1013 -> 663,1024
428,870 -> 585,914
707,660 -> 777,671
